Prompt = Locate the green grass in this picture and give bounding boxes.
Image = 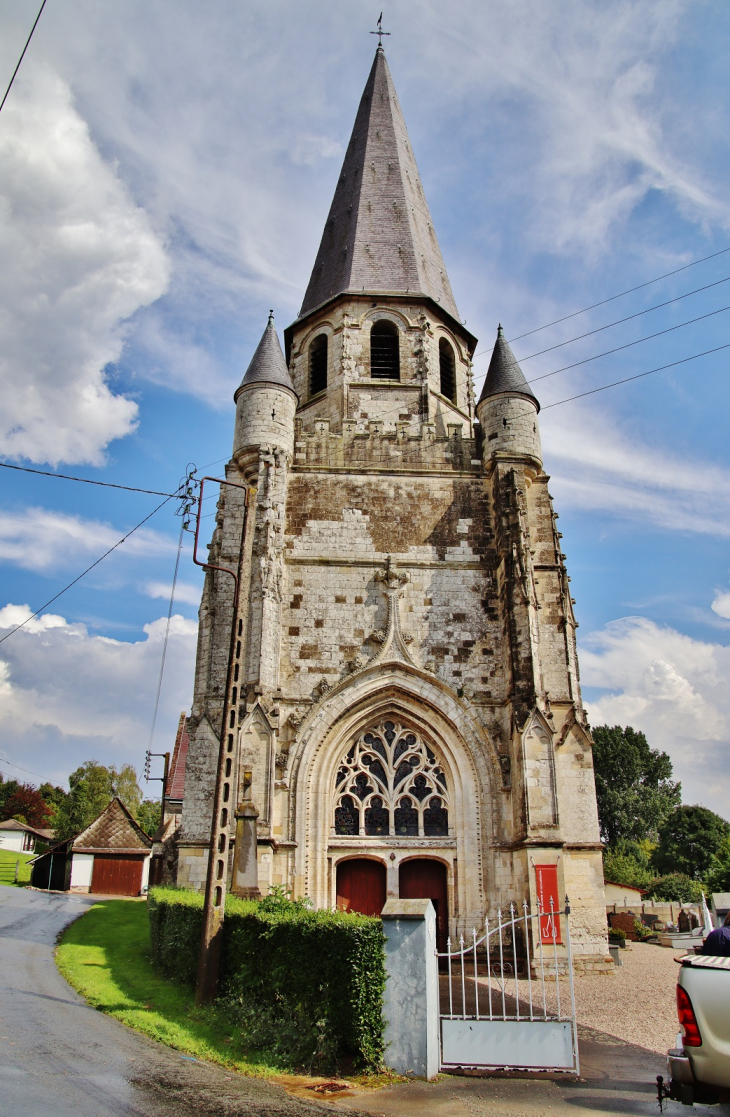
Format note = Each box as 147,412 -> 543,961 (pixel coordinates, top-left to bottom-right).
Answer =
56,899 -> 289,1076
0,848 -> 33,885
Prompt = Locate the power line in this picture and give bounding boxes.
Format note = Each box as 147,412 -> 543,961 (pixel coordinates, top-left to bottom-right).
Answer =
515,275 -> 730,364
527,303 -> 730,387
0,460 -> 176,496
146,521 -> 185,754
541,342 -> 730,411
0,754 -> 51,783
0,0 -> 48,115
496,244 -> 730,346
0,493 -> 175,645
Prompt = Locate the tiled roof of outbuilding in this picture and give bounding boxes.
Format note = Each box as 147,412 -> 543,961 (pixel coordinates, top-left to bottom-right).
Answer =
235,313 -> 295,398
478,326 -> 539,410
299,47 -> 459,322
72,796 -> 152,852
0,818 -> 54,839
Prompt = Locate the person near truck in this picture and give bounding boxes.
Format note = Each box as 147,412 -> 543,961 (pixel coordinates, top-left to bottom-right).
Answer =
700,911 -> 730,956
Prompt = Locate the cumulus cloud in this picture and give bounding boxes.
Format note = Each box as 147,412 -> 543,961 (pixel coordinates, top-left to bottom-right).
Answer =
580,616 -> 730,816
0,507 -> 174,573
145,580 -> 201,606
711,589 -> 730,620
0,606 -> 197,785
0,67 -> 169,465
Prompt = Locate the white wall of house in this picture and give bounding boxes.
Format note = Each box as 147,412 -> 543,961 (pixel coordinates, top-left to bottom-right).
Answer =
70,853 -> 94,890
0,829 -> 27,853
141,853 -> 151,892
604,881 -> 643,906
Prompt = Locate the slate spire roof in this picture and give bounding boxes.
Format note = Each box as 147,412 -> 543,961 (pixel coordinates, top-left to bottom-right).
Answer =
478,325 -> 540,411
235,311 -> 296,399
299,46 -> 459,321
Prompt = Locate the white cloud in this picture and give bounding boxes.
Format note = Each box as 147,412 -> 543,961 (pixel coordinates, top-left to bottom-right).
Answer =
0,507 -> 174,573
0,606 -> 197,785
0,67 -> 169,465
711,590 -> 730,620
580,616 -> 730,816
145,580 -> 201,606
541,405 -> 730,537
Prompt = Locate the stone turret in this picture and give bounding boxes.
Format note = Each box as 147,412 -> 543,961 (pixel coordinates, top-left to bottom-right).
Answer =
233,312 -> 298,483
477,326 -> 541,468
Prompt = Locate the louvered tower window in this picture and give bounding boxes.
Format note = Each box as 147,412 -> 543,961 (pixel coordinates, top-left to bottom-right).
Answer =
309,334 -> 328,396
370,320 -> 400,379
439,338 -> 456,402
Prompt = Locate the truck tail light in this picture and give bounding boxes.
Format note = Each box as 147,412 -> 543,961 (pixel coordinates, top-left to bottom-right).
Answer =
677,985 -> 702,1047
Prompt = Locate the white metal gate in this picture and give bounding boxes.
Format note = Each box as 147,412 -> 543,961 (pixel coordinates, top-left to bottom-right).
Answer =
438,898 -> 579,1073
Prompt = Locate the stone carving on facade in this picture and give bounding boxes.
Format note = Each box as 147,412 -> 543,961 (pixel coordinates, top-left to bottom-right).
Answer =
341,311 -> 357,380
368,556 -> 416,666
313,677 -> 333,701
414,313 -> 432,382
499,754 -> 512,789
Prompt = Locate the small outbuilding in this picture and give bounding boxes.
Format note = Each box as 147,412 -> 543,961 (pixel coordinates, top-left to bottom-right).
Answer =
31,797 -> 152,896
604,879 -> 646,907
0,819 -> 54,853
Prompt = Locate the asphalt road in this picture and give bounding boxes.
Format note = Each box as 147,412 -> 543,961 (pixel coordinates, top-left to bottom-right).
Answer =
0,885 -> 335,1117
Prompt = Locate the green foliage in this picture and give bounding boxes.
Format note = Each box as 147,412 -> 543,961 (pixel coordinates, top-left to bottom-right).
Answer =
0,775 -> 19,813
607,927 -> 626,941
646,873 -> 705,903
591,725 -> 681,847
147,886 -> 386,1072
705,835 -> 730,895
633,917 -> 654,941
653,805 -> 730,880
137,799 -> 162,837
603,842 -> 656,891
55,761 -> 143,838
0,848 -> 33,885
38,782 -> 68,826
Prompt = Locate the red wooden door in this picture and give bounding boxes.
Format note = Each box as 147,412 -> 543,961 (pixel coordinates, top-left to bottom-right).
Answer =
91,854 -> 144,896
336,858 -> 386,917
399,858 -> 449,951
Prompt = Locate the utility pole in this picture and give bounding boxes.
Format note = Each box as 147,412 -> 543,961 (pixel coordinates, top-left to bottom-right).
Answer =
192,476 -> 249,1004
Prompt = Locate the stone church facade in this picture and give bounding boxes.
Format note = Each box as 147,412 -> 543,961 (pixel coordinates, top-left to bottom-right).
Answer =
176,47 -> 609,968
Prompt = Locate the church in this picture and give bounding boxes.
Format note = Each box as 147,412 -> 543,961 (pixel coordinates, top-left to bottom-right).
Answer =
175,45 -> 609,969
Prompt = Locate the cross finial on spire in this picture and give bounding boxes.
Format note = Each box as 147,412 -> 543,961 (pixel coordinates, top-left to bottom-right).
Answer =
369,12 -> 390,47
268,308 -> 274,324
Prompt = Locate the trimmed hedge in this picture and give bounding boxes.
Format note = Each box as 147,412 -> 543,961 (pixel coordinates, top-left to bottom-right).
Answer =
147,887 -> 386,1070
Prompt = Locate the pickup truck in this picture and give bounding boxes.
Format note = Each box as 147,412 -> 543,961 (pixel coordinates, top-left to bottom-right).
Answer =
666,953 -> 730,1105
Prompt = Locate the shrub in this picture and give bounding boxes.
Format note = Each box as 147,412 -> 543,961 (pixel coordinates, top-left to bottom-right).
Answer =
646,873 -> 704,904
633,917 -> 654,941
608,927 -> 626,941
147,887 -> 385,1072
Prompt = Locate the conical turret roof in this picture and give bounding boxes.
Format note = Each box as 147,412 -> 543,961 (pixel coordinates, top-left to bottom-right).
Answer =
299,47 -> 459,321
235,312 -> 295,399
478,326 -> 539,411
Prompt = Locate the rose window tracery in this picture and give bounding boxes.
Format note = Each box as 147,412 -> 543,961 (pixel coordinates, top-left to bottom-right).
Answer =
333,720 -> 449,838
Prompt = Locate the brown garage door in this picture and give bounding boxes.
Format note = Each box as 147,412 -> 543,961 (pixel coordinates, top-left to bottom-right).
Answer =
91,854 -> 145,896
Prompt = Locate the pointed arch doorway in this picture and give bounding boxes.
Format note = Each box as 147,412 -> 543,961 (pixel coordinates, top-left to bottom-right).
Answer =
336,857 -> 386,917
399,858 -> 449,951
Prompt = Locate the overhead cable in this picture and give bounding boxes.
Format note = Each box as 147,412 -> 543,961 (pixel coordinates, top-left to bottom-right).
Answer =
0,460 -> 176,496
146,521 -> 185,753
0,0 -> 48,115
0,493 -> 176,645
503,244 -> 730,344
541,343 -> 730,411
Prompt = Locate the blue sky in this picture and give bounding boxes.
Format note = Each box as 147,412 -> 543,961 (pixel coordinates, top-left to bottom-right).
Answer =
0,0 -> 729,815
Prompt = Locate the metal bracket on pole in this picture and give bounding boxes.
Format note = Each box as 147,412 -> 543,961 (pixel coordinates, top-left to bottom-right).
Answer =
192,475 -> 249,1005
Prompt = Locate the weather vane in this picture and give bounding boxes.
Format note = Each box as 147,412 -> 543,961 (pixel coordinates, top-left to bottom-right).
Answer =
370,12 -> 390,47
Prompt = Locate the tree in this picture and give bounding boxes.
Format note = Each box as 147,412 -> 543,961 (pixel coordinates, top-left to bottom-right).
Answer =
603,846 -> 655,891
705,836 -> 730,896
0,775 -> 19,814
54,761 -> 143,839
653,805 -> 730,881
38,783 -> 68,827
1,783 -> 52,829
591,725 -> 681,847
137,799 -> 162,837
646,873 -> 705,904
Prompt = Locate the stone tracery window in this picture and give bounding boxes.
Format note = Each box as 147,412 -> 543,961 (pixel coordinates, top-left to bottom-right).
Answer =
334,720 -> 449,837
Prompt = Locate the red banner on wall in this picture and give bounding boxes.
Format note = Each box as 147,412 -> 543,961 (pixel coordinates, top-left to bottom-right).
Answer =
535,863 -> 562,944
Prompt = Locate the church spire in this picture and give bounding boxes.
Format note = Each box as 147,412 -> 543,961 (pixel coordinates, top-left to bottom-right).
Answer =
299,47 -> 459,322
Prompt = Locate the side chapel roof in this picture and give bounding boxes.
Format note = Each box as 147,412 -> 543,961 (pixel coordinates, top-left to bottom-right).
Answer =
235,312 -> 295,399
299,46 -> 459,322
478,325 -> 540,411
167,712 -> 190,802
